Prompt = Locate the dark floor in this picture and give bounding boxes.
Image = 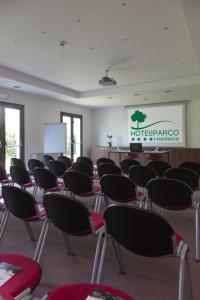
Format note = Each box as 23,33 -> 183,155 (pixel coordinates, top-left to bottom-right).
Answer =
0,194 -> 200,300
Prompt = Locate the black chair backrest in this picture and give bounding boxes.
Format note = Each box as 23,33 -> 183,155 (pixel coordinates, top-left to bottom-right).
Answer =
48,160 -> 66,177
57,155 -> 72,169
28,159 -> 45,173
2,186 -> 37,219
179,161 -> 200,177
10,158 -> 26,169
72,161 -> 93,177
76,156 -> 93,168
165,167 -> 199,191
147,160 -> 171,177
120,158 -> 140,175
63,170 -> 93,195
41,154 -> 55,167
44,193 -> 91,235
100,174 -> 137,203
0,166 -> 8,181
147,178 -> 192,210
10,166 -> 31,186
33,167 -> 57,189
96,157 -> 115,166
104,205 -> 175,257
98,163 -> 121,178
129,165 -> 157,188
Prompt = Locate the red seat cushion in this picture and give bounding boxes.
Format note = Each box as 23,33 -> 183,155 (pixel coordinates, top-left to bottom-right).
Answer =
0,288 -> 14,300
91,213 -> 104,231
47,283 -> 134,300
24,209 -> 46,221
79,186 -> 101,197
0,254 -> 42,297
176,233 -> 183,246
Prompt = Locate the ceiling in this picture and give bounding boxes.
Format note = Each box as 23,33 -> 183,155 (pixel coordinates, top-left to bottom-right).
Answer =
0,0 -> 200,107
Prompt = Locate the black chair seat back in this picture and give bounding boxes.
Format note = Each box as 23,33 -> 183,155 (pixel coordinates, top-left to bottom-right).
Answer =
64,170 -> 93,195
100,174 -> 136,202
165,167 -> 199,191
11,158 -> 26,169
48,160 -> 66,177
33,167 -> 57,189
76,156 -> 93,168
97,157 -> 115,166
72,161 -> 93,177
104,205 -> 175,257
147,178 -> 192,210
2,186 -> 37,219
44,193 -> 91,235
0,166 -> 8,181
42,154 -> 55,167
28,159 -> 45,173
120,159 -> 140,175
10,166 -> 31,186
57,155 -> 72,169
179,161 -> 200,177
147,160 -> 171,177
129,165 -> 157,188
98,163 -> 121,178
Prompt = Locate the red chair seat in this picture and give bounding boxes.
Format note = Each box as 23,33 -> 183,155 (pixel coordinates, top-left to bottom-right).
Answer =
176,233 -> 183,246
47,283 -> 134,300
79,186 -> 101,197
92,213 -> 104,231
0,288 -> 14,300
0,179 -> 10,184
0,254 -> 42,297
24,209 -> 46,221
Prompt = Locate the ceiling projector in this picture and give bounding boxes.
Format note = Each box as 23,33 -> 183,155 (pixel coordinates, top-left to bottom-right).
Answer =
99,70 -> 117,87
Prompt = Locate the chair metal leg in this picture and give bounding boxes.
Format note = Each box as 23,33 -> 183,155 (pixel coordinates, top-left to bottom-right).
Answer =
112,239 -> 126,274
0,210 -> 9,241
24,222 -> 36,241
195,203 -> 200,261
96,233 -> 108,283
62,232 -> 74,255
33,219 -> 50,263
91,229 -> 105,283
185,252 -> 193,299
178,244 -> 188,300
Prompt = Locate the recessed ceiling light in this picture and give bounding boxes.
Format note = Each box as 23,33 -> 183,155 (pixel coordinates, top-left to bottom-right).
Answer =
42,31 -> 46,34
89,47 -> 93,50
122,2 -> 127,6
134,93 -> 140,96
123,38 -> 127,42
164,89 -> 172,93
13,85 -> 20,89
77,19 -> 82,22
164,26 -> 168,30
58,40 -> 67,47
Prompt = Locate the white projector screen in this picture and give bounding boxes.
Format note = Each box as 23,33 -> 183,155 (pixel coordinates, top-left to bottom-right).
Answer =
44,123 -> 66,153
128,103 -> 186,147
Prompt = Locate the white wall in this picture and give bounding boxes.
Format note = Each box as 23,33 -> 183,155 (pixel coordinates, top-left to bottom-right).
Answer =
92,100 -> 200,148
0,89 -> 93,163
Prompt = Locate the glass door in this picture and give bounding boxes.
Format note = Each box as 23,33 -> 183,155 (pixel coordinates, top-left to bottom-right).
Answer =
60,112 -> 82,161
0,102 -> 24,172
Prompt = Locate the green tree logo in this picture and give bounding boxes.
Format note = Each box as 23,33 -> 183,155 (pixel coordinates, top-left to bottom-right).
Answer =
131,110 -> 147,128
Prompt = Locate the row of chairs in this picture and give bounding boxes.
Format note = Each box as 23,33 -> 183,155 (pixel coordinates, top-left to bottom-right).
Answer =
0,185 -> 193,300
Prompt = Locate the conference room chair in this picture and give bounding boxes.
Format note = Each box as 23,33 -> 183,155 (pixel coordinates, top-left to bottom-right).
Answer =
120,158 -> 141,175
41,154 -> 55,167
1,186 -> 45,242
129,165 -> 157,208
10,165 -> 35,192
93,204 -> 192,300
147,160 -> 171,177
147,177 -> 200,261
0,253 -> 42,299
34,193 -> 104,268
72,161 -> 93,178
48,160 -> 66,178
99,174 -> 137,212
179,161 -> 200,177
33,167 -> 64,198
63,170 -> 100,209
44,283 -> 134,300
0,166 -> 10,185
10,157 -> 26,169
97,163 -> 121,178
28,158 -> 45,174
57,155 -> 72,169
76,156 -> 93,168
96,157 -> 115,166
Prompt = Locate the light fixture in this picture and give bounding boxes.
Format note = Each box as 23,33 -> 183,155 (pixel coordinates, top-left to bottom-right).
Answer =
99,70 -> 117,87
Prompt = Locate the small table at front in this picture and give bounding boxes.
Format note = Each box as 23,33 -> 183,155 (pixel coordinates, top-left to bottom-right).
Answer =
108,149 -> 170,164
